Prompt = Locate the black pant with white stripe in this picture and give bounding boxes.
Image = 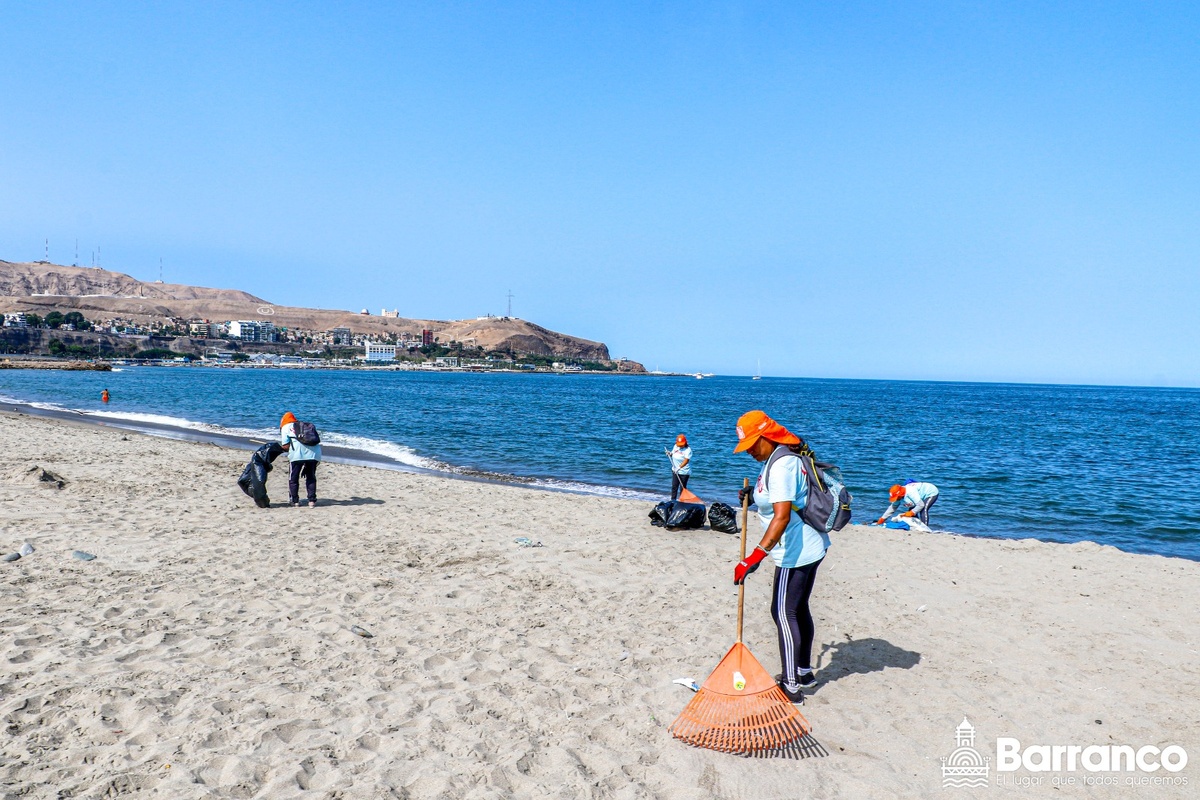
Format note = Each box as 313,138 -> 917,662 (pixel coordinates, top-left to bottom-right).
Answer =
915,493 -> 938,525
771,558 -> 823,686
670,472 -> 689,500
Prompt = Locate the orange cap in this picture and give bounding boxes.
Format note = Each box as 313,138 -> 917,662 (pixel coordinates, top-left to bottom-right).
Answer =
733,410 -> 800,453
280,412 -> 297,428
676,434 -> 688,447
889,484 -> 906,501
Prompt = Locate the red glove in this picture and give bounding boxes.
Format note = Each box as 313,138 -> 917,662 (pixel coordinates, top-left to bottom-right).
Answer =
734,547 -> 769,584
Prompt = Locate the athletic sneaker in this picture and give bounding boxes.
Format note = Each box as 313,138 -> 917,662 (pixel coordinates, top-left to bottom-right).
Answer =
776,682 -> 805,704
775,671 -> 819,689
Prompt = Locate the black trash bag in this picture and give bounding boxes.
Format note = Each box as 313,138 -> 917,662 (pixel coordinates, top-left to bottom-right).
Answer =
708,501 -> 739,534
664,501 -> 707,530
648,501 -> 673,527
237,442 -> 285,508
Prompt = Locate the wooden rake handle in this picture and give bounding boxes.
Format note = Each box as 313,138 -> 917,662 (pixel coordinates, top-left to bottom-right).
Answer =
737,477 -> 749,643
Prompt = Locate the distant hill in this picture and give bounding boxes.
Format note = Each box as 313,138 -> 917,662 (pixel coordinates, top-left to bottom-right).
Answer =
0,260 -> 617,361
0,260 -> 267,305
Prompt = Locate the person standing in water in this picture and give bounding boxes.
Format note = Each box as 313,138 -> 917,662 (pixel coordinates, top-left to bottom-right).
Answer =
100,389 -> 110,403
280,412 -> 321,507
668,434 -> 692,500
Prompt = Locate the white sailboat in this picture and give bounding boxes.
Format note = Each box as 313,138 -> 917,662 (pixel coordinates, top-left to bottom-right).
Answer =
752,359 -> 762,380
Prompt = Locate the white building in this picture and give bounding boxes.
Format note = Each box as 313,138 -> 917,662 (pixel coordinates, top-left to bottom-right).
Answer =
3,313 -> 29,328
228,320 -> 277,342
330,327 -> 352,346
364,342 -> 397,362
434,356 -> 459,367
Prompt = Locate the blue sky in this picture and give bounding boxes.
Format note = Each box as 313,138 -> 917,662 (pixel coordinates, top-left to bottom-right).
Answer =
2,2 -> 1198,385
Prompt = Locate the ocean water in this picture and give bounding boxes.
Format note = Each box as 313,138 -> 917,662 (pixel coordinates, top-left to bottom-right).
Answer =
2,367 -> 1198,560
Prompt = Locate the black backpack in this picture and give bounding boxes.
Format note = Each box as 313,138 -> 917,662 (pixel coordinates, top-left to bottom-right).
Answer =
763,444 -> 852,533
293,420 -> 321,446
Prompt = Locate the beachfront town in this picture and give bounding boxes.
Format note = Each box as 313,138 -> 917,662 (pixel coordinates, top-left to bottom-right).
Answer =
1,311 -> 643,373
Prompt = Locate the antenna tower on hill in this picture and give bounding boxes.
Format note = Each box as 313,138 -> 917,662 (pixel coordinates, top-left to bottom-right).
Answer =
507,290 -> 514,318
44,239 -> 48,262
159,258 -> 163,283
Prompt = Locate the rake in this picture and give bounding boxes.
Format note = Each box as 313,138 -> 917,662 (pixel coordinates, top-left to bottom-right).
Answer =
669,478 -> 811,754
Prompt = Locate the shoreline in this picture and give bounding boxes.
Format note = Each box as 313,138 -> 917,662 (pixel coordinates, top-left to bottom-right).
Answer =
2,393 -> 1197,563
0,357 -> 111,371
1,356 -> 670,377
0,410 -> 1196,798
0,398 -> 659,501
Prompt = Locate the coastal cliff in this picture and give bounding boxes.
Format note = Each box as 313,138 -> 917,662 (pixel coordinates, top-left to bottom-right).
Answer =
0,260 -> 623,363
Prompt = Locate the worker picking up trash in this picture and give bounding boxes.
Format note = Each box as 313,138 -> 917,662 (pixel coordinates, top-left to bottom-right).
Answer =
876,480 -> 940,526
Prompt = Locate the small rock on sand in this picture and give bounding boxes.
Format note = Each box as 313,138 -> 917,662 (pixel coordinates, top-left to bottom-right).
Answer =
4,464 -> 66,489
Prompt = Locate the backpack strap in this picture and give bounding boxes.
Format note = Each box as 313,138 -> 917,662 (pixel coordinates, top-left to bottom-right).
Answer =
762,446 -> 812,516
764,446 -> 826,492
762,444 -> 793,490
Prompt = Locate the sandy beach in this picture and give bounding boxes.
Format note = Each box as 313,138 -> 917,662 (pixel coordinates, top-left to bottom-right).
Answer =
1,410 -> 1197,799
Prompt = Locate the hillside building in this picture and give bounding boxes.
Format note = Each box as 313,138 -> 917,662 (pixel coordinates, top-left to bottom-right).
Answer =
228,320 -> 277,342
364,342 -> 397,362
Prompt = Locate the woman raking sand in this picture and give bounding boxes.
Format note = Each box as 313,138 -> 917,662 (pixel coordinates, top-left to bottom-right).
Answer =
732,410 -> 830,703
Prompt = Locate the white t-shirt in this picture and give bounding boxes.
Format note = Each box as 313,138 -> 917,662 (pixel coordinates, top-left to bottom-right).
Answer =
753,449 -> 829,569
905,482 -> 939,504
670,446 -> 692,476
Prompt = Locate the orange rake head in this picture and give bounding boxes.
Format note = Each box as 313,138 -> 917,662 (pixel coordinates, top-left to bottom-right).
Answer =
677,487 -> 703,505
669,641 -> 811,754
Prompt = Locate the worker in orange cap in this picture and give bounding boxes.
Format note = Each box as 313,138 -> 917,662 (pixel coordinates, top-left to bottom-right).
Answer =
876,481 -> 940,525
731,409 -> 829,703
280,411 -> 322,508
667,434 -> 692,500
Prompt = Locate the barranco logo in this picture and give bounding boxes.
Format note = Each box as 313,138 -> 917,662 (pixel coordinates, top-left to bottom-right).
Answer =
941,717 -> 1189,790
997,738 -> 1187,773
941,718 -> 990,788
